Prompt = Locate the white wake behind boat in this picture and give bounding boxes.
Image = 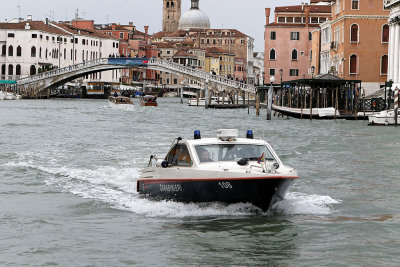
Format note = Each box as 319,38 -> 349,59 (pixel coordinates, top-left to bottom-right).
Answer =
108,96 -> 134,111
138,129 -> 298,211
368,110 -> 400,125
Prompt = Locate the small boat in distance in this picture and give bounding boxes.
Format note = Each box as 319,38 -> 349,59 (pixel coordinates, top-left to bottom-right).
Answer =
368,110 -> 400,125
138,129 -> 298,211
108,96 -> 134,111
140,95 -> 158,106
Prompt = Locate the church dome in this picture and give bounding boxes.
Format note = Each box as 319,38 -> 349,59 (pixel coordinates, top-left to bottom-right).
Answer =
178,0 -> 210,30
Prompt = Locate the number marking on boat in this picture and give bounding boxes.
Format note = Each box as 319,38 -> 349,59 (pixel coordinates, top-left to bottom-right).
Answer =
160,184 -> 183,192
218,182 -> 233,189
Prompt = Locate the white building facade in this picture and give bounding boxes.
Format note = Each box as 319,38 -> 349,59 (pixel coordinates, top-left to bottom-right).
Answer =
0,19 -> 120,83
386,0 -> 400,88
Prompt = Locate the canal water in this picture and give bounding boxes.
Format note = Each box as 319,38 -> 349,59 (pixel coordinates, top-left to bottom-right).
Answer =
0,98 -> 399,266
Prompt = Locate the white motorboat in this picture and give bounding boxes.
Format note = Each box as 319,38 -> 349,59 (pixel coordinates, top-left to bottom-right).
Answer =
138,129 -> 298,211
4,92 -> 16,100
15,94 -> 22,100
0,91 -> 5,100
108,96 -> 134,111
368,110 -> 400,125
188,97 -> 219,106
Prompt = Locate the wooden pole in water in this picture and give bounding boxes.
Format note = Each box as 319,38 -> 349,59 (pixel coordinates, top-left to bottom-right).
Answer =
310,88 -> 313,120
247,92 -> 250,114
196,91 -> 200,107
395,87 -> 399,127
363,89 -> 366,120
335,88 -> 338,120
256,92 -> 260,116
205,79 -> 209,109
300,88 -> 303,120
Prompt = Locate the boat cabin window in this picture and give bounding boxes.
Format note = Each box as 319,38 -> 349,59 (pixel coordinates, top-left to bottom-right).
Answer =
165,144 -> 192,167
195,144 -> 276,163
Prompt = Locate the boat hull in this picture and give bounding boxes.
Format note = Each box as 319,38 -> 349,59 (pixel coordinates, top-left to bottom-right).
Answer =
140,101 -> 158,106
137,177 -> 296,211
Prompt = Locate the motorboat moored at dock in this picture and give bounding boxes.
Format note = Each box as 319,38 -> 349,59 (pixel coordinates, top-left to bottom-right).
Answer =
108,96 -> 134,111
138,129 -> 298,211
368,110 -> 400,125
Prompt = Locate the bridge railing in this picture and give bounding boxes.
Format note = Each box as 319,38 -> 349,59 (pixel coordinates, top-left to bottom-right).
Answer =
17,58 -> 109,85
147,58 -> 256,93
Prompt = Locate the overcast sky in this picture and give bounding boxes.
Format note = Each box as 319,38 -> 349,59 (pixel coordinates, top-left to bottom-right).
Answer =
1,0 -> 302,51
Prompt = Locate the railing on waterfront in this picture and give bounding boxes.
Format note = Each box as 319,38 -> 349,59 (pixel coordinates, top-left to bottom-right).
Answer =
147,58 -> 256,94
17,58 -> 109,85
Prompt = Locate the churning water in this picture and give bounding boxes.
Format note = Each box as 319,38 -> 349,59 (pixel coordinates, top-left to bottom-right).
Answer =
1,98 -> 399,266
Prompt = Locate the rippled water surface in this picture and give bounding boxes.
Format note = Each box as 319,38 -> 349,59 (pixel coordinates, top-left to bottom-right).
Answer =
1,98 -> 399,266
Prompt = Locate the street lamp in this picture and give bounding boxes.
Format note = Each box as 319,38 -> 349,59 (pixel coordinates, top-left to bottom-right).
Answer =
267,76 -> 275,120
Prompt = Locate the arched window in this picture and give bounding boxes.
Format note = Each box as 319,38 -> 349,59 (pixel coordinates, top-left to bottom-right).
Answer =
17,46 -> 22,57
291,49 -> 298,60
30,65 -> 36,75
269,48 -> 276,60
350,54 -> 357,74
1,45 -> 5,56
351,24 -> 359,43
381,55 -> 388,75
382,25 -> 389,43
31,46 -> 36,57
1,64 -> 5,75
16,64 -> 21,76
166,1 -> 170,8
45,48 -> 48,59
171,1 -> 174,8
8,45 -> 13,56
39,47 -> 42,58
8,64 -> 13,75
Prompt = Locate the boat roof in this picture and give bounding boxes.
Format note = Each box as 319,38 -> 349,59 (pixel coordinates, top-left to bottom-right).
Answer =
185,137 -> 267,146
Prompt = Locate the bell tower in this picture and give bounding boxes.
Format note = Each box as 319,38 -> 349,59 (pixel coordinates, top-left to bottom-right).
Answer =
163,0 -> 181,33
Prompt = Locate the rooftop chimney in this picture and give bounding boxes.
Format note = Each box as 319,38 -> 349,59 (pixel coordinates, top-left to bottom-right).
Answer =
111,23 -> 116,30
129,22 -> 133,26
27,15 -> 32,21
265,8 -> 271,25
144,26 -> 149,35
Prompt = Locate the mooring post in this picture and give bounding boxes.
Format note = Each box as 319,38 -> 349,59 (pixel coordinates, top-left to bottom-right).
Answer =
180,84 -> 184,104
310,88 -> 313,120
363,89 -> 366,120
205,79 -> 209,109
395,87 -> 399,127
256,91 -> 260,116
196,91 -> 200,107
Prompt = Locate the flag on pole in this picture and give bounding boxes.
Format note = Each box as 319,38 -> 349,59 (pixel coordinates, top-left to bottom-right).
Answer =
257,153 -> 265,164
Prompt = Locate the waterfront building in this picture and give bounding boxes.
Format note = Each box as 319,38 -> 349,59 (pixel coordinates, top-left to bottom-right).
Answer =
206,47 -> 235,79
0,16 -> 119,84
163,0 -> 181,33
253,52 -> 264,85
385,0 -> 400,89
154,0 -> 255,84
264,2 -> 331,83
205,50 -> 220,75
312,0 -> 389,95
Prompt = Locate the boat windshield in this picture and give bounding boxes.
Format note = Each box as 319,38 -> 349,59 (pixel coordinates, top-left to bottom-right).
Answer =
194,144 -> 277,163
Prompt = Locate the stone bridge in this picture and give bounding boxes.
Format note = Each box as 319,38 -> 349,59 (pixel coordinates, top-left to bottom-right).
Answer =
15,57 -> 256,98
